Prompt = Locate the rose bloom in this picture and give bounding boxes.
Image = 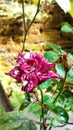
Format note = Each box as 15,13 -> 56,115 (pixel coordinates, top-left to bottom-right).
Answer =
5,52 -> 61,92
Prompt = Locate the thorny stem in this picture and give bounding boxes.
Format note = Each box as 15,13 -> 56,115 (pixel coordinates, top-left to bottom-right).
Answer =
21,0 -> 41,52
21,0 -> 26,51
21,31 -> 27,52
39,87 -> 46,130
68,122 -> 73,125
22,0 -> 26,31
55,122 -> 73,128
27,0 -> 40,32
48,73 -> 67,130
53,72 -> 67,103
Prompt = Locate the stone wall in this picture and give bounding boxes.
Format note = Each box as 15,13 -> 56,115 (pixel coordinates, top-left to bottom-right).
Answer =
0,3 -> 73,52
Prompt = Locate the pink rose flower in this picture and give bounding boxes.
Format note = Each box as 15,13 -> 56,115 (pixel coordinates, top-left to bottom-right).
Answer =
5,52 -> 61,92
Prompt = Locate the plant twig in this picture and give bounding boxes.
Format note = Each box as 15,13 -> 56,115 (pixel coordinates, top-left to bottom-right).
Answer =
57,124 -> 67,127
53,73 -> 67,103
39,87 -> 46,130
22,0 -> 27,32
27,0 -> 40,32
21,0 -> 41,52
68,122 -> 73,125
21,0 -> 27,52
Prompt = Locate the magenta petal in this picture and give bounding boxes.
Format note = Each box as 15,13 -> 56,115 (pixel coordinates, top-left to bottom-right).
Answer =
47,71 -> 61,78
5,52 -> 61,93
21,72 -> 38,92
37,71 -> 61,82
16,52 -> 25,64
19,63 -> 30,72
5,66 -> 21,82
25,81 -> 36,92
22,79 -> 38,92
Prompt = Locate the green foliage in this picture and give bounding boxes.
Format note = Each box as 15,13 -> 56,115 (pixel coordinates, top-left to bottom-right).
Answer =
28,103 -> 41,119
46,43 -> 62,52
11,89 -> 24,110
43,95 -> 51,105
19,93 -> 30,110
44,51 -> 59,62
49,105 -> 69,124
65,128 -> 72,130
44,43 -> 66,55
0,106 -> 5,117
64,97 -> 73,112
19,100 -> 30,110
48,117 -> 57,128
12,120 -> 37,130
1,0 -> 73,129
40,79 -> 51,90
61,22 -> 73,33
0,111 -> 37,130
56,63 -> 66,78
63,90 -> 73,98
53,106 -> 69,123
25,92 -> 31,102
66,66 -> 73,83
67,53 -> 73,67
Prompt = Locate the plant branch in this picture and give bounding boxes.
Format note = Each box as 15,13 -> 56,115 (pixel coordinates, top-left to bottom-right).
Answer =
21,0 -> 41,52
22,0 -> 26,32
53,73 -> 67,103
27,0 -> 40,32
68,122 -> 73,125
39,87 -> 46,130
57,122 -> 73,127
21,0 -> 27,52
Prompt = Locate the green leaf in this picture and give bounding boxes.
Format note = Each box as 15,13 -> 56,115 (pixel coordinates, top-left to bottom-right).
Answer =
19,101 -> 30,110
43,95 -> 51,105
63,90 -> 73,98
48,103 -> 56,110
53,106 -> 69,123
45,43 -> 66,54
65,128 -> 72,130
48,104 -> 69,123
0,111 -> 37,130
66,66 -> 73,83
0,106 -> 5,117
64,97 -> 73,112
0,111 -> 27,129
61,23 -> 73,33
11,89 -> 24,110
56,63 -> 66,78
25,92 -> 30,102
22,120 -> 37,130
40,79 -> 51,90
0,120 -> 23,130
12,120 -> 37,130
44,51 -> 59,62
46,43 -> 61,51
48,117 -> 57,128
28,103 -> 41,119
67,53 -> 73,67
57,95 -> 65,105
